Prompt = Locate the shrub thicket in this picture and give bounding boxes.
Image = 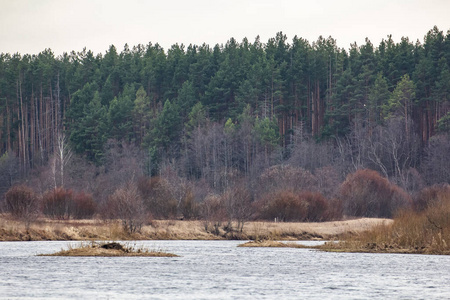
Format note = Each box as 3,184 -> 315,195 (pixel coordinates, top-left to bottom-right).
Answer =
339,169 -> 411,218
137,177 -> 177,219
42,187 -> 74,219
259,190 -> 336,222
3,185 -> 39,225
72,191 -> 97,219
413,184 -> 450,212
301,191 -> 330,222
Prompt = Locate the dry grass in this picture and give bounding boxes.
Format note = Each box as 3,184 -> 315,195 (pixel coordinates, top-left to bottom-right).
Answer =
243,218 -> 391,241
39,241 -> 178,257
238,240 -> 308,248
0,215 -> 390,241
320,193 -> 450,255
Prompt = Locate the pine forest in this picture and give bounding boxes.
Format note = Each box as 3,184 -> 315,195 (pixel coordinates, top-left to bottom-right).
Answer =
1,26 -> 450,225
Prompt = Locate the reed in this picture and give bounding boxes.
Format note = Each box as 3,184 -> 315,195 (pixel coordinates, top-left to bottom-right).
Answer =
321,186 -> 450,254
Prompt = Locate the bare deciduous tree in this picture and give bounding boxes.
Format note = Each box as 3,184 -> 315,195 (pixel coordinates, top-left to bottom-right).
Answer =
256,165 -> 317,198
366,118 -> 420,190
0,152 -> 20,198
421,134 -> 450,185
55,133 -> 73,188
314,166 -> 342,199
288,131 -> 336,171
221,184 -> 253,233
94,139 -> 146,203
105,182 -> 148,234
200,194 -> 225,236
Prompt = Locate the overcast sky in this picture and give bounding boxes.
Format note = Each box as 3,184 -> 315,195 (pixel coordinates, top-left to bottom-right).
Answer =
1,0 -> 449,56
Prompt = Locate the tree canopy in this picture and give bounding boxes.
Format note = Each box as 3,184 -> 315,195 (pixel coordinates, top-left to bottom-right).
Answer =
0,27 -> 449,186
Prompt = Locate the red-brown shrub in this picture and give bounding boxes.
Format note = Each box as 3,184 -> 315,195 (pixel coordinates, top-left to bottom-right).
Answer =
42,187 -> 74,219
72,191 -> 97,219
258,190 -> 337,222
3,185 -> 39,222
137,176 -> 177,219
339,169 -> 411,218
260,191 -> 307,222
413,184 -> 450,212
326,198 -> 344,221
300,191 -> 329,222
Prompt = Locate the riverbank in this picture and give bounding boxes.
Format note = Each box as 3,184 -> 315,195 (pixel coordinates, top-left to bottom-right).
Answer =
0,216 -> 391,241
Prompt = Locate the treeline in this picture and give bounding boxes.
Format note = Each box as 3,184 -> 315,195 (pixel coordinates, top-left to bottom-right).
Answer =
1,27 -> 450,224
1,168 -> 419,235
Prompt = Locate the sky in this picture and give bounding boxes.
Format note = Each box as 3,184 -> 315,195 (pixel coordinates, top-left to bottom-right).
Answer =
1,0 -> 449,56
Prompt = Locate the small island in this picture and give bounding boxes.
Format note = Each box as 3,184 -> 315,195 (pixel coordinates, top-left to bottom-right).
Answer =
40,242 -> 178,257
238,240 -> 308,248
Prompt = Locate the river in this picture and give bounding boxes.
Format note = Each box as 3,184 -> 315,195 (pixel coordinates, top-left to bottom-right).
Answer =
1,240 -> 449,299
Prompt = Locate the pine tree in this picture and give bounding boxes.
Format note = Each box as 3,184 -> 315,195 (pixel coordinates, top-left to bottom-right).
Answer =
70,91 -> 107,164
368,73 -> 391,126
148,99 -> 182,151
133,86 -> 151,145
108,93 -> 133,142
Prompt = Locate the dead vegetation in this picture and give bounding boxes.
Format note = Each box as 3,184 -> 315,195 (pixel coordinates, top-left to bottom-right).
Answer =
39,241 -> 178,257
0,216 -> 389,241
238,240 -> 308,248
320,184 -> 450,255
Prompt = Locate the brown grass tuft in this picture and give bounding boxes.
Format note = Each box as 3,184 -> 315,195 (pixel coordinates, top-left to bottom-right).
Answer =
39,241 -> 179,257
238,240 -> 308,248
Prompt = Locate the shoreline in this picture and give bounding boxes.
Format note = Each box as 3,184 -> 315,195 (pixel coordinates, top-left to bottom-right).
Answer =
317,243 -> 450,255
0,217 -> 391,242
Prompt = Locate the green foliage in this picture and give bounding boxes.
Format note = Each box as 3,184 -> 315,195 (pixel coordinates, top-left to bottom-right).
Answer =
224,118 -> 236,136
175,80 -> 197,118
1,27 -> 450,180
148,99 -> 181,150
437,112 -> 450,133
185,102 -> 207,135
108,93 -> 133,141
133,86 -> 151,143
254,117 -> 279,148
101,75 -> 114,106
384,74 -> 416,119
69,91 -> 108,164
433,58 -> 450,104
67,81 -> 99,122
368,73 -> 391,125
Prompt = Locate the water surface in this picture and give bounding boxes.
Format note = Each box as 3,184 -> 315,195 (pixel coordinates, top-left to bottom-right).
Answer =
1,240 -> 449,299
